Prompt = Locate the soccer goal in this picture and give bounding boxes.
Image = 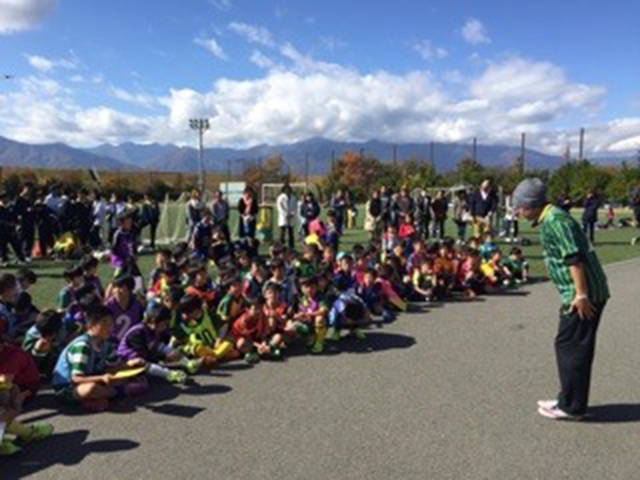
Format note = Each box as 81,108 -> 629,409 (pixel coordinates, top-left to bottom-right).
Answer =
261,182 -> 309,205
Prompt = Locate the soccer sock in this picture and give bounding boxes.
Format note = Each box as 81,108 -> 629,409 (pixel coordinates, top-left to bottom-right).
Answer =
315,325 -> 327,345
6,420 -> 31,439
147,363 -> 171,379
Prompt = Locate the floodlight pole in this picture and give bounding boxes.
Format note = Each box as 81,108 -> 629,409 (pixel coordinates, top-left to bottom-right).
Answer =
189,118 -> 210,194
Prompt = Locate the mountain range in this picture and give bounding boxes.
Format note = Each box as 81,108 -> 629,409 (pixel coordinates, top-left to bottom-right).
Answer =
0,135 -> 632,175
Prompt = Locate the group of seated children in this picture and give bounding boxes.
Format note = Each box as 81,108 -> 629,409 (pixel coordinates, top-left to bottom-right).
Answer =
0,210 -> 529,456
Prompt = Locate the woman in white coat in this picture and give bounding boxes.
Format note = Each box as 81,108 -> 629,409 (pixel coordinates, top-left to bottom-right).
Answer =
277,185 -> 297,248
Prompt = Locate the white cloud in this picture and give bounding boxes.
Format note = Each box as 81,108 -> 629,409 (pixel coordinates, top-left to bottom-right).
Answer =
320,36 -> 348,52
194,37 -> 228,61
0,0 -> 55,34
108,87 -> 158,108
26,53 -> 77,72
210,0 -> 232,11
228,22 -> 274,47
413,39 -> 448,61
462,18 -> 491,45
250,50 -> 276,69
0,55 -> 635,157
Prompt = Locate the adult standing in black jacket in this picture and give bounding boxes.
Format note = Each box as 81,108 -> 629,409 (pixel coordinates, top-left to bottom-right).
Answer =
582,191 -> 600,244
141,193 -> 161,250
14,182 -> 36,261
379,186 -> 393,230
469,179 -> 497,238
0,191 -> 26,265
300,191 -> 320,236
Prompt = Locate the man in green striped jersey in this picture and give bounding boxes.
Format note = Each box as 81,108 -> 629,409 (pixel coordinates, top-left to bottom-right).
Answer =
512,178 -> 609,421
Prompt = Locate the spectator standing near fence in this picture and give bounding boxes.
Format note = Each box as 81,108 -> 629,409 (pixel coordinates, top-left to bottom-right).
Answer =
470,180 -> 497,238
513,178 -> 609,421
631,185 -> 640,245
365,189 -> 382,241
452,190 -> 469,244
431,190 -> 448,239
330,189 -> 348,233
211,190 -> 230,242
277,185 -> 297,249
91,190 -> 107,250
186,189 -> 203,242
238,186 -> 258,239
582,191 -> 600,244
140,194 -> 160,251
14,183 -> 35,262
300,192 -> 320,236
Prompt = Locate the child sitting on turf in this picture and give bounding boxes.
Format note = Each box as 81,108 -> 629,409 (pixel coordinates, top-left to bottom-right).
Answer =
458,248 -> 485,298
0,373 -> 53,456
479,232 -> 498,261
292,277 -> 328,354
57,264 -> 84,311
232,296 -> 283,363
504,247 -> 530,284
191,210 -> 214,261
216,276 -> 245,327
149,248 -> 172,287
244,259 -> 268,298
262,283 -> 291,346
63,283 -> 100,334
15,268 -> 38,336
412,258 -> 436,302
480,249 -> 511,288
184,262 -> 218,311
105,275 -> 144,343
0,274 -> 19,343
327,276 -> 369,342
357,268 -> 390,321
263,259 -> 296,308
111,211 -> 143,291
52,305 -> 148,412
22,310 -> 66,377
398,214 -> 417,242
172,295 -> 233,367
81,255 -> 104,300
333,254 -> 357,292
118,302 -> 201,384
381,224 -> 399,260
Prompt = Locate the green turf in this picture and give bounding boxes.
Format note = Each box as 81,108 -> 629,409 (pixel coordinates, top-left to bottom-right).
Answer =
5,209 -> 640,310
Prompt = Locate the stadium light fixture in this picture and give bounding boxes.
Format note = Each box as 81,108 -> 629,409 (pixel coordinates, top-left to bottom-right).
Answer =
189,118 -> 210,194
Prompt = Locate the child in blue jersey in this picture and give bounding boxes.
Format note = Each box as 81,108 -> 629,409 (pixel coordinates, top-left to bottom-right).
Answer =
57,264 -> 84,311
52,305 -> 147,412
22,310 -> 66,377
327,275 -> 369,342
81,255 -> 104,300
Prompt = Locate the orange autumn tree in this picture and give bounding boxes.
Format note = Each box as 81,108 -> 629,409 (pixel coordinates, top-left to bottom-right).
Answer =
323,151 -> 386,201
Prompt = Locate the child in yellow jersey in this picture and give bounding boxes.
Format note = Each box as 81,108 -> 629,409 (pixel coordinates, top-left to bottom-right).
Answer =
291,277 -> 327,354
172,295 -> 234,368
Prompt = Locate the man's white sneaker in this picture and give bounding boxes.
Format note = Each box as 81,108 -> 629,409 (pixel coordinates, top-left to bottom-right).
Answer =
537,399 -> 558,410
538,405 -> 583,421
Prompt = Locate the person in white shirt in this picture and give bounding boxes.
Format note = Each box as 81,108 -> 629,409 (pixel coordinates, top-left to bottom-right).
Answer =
91,190 -> 107,249
277,185 -> 297,248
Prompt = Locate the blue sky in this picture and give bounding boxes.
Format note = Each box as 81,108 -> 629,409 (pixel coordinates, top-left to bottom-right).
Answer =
0,0 -> 638,156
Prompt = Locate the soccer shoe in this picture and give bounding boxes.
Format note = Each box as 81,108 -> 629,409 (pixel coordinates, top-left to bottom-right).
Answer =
537,399 -> 558,410
185,358 -> 203,375
244,351 -> 260,364
382,310 -> 396,323
269,347 -> 283,360
537,405 -> 584,421
0,439 -> 21,456
20,423 -> 54,444
311,341 -> 324,354
352,328 -> 366,341
167,370 -> 187,384
327,328 -> 341,342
